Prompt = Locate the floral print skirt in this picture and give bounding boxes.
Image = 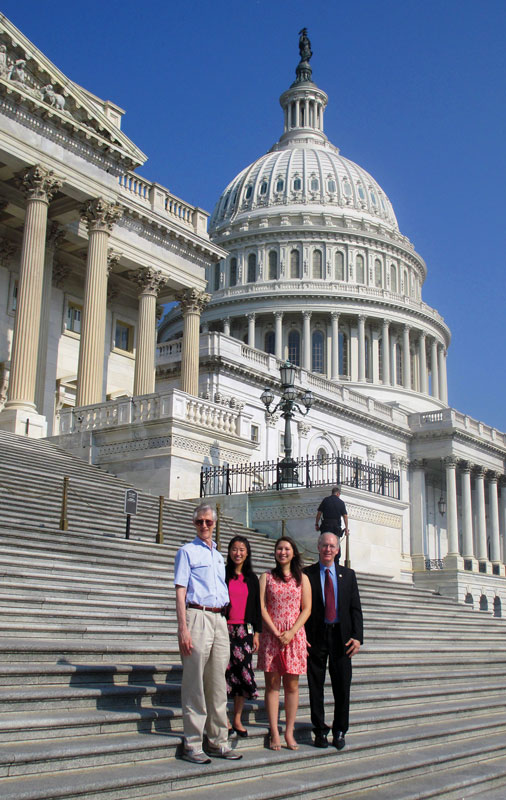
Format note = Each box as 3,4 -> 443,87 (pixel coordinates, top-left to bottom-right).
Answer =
225,623 -> 258,699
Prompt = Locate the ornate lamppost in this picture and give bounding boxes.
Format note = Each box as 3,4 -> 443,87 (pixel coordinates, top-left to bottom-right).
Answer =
261,361 -> 313,487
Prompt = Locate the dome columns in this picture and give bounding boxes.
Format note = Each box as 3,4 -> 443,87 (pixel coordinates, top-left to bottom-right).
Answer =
382,320 -> 391,386
331,312 -> 340,380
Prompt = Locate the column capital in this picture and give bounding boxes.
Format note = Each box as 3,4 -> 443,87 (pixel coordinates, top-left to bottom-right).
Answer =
303,310 -> 312,320
107,250 -> 122,275
444,455 -> 458,469
52,260 -> 71,289
358,313 -> 366,322
176,287 -> 210,314
21,164 -> 62,203
247,312 -> 256,321
473,465 -> 486,478
419,329 -> 426,341
382,318 -> 390,328
409,458 -> 426,471
459,460 -> 472,474
487,471 -> 499,484
274,310 -> 284,320
331,311 -> 340,321
81,197 -> 123,233
403,323 -> 411,333
130,267 -> 168,296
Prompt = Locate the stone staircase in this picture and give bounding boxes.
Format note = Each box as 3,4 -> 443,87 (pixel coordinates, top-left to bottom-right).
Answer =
0,430 -> 506,799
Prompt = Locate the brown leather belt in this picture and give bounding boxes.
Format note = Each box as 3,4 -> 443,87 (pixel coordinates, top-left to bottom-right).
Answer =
188,603 -> 225,613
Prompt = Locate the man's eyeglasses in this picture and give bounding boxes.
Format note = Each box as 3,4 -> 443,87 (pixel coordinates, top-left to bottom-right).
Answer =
195,519 -> 214,527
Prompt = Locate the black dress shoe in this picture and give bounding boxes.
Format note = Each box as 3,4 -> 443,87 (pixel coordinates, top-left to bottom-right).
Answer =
332,732 -> 345,750
314,733 -> 329,748
232,726 -> 248,738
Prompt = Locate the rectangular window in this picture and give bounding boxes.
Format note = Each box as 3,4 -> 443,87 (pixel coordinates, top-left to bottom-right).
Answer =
11,280 -> 18,312
67,302 -> 82,334
114,320 -> 134,353
251,424 -> 259,443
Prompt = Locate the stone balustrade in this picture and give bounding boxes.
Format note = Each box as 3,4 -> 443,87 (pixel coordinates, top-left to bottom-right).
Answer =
410,408 -> 506,446
57,388 -> 242,437
118,171 -> 208,235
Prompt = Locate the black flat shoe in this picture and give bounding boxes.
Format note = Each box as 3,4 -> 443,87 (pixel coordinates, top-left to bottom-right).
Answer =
314,733 -> 328,748
332,732 -> 345,750
232,726 -> 248,738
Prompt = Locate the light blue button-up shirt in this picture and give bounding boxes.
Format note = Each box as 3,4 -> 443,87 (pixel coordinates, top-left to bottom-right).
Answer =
319,561 -> 339,623
174,536 -> 229,607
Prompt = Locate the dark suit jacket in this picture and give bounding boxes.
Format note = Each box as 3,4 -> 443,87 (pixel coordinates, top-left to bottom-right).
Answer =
304,562 -> 363,647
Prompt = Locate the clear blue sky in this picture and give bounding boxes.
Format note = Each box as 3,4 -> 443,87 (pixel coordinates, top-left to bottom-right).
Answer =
3,0 -> 505,431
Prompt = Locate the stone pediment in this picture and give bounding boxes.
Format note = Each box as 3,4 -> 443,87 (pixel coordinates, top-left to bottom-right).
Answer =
0,14 -> 146,170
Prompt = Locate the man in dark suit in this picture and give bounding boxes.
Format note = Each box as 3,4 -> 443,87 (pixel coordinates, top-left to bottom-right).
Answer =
304,532 -> 363,750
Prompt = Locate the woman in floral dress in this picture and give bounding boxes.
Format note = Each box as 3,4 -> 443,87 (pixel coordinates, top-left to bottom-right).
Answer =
225,536 -> 262,737
257,536 -> 311,750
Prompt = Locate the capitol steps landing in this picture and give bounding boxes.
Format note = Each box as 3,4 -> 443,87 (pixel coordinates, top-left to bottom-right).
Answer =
0,432 -> 505,798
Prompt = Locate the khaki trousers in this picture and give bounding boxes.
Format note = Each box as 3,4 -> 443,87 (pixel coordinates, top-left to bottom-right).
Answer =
181,607 -> 230,750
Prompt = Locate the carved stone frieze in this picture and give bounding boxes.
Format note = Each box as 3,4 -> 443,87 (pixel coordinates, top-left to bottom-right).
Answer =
81,198 -> 123,233
96,433 -> 250,464
252,500 -> 402,529
20,164 -> 62,203
366,445 -> 378,461
341,437 -> 352,452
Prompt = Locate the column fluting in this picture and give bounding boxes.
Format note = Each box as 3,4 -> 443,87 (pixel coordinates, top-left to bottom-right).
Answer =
303,311 -> 311,371
460,462 -> 474,560
331,311 -> 339,380
402,325 -> 411,389
274,311 -> 283,360
474,467 -> 488,563
382,319 -> 390,385
131,268 -> 168,396
177,288 -> 210,396
418,331 -> 428,394
488,473 -> 501,566
247,313 -> 256,348
358,315 -> 366,382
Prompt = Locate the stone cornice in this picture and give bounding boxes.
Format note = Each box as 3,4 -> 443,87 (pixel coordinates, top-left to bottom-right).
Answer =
412,427 -> 506,460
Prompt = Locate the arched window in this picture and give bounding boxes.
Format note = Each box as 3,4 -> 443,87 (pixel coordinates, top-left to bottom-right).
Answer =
288,330 -> 300,365
264,330 -> 275,355
268,251 -> 278,280
247,253 -> 257,283
229,257 -> 237,287
403,270 -> 409,295
339,331 -> 349,377
312,249 -> 323,279
276,178 -> 284,193
213,263 -> 221,291
245,185 -> 252,200
335,251 -> 344,281
293,177 -> 302,191
356,254 -> 365,284
374,259 -> 382,287
312,330 -> 324,373
259,180 -> 268,196
310,177 -> 319,192
316,447 -> 329,466
327,178 -> 336,193
395,342 -> 403,385
390,264 -> 397,293
290,249 -> 300,279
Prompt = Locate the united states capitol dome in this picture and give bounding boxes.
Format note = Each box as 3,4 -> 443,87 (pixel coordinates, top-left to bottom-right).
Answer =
209,38 -> 398,235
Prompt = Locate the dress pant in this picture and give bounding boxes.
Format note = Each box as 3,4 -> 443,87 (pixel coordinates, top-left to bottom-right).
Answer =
181,607 -> 230,751
307,622 -> 352,736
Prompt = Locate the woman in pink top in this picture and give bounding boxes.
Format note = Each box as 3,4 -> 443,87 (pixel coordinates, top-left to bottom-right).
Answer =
225,536 -> 262,737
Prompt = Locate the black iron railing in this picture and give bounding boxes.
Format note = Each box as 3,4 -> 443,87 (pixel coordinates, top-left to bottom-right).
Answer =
200,453 -> 400,499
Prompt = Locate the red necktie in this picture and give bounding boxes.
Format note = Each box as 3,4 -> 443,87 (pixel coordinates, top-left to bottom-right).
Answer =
325,568 -> 336,623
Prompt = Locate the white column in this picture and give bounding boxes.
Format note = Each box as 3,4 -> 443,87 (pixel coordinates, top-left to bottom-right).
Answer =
247,313 -> 256,348
35,222 -> 64,415
488,473 -> 503,573
443,456 -> 463,569
460,462 -> 477,568
132,268 -> 168,397
382,319 -> 390,385
331,311 -> 339,380
76,198 -> 123,407
274,311 -> 283,360
303,311 -> 311,371
223,317 -> 230,336
358,315 -> 366,382
390,331 -> 397,385
1,165 -> 62,437
177,288 -> 210,396
410,460 -> 427,571
438,345 -> 447,403
418,331 -> 428,394
402,325 -> 411,389
431,338 -> 439,399
474,467 -> 489,569
500,479 -> 506,565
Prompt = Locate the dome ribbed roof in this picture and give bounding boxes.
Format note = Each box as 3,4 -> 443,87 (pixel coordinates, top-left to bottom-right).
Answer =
209,145 -> 398,233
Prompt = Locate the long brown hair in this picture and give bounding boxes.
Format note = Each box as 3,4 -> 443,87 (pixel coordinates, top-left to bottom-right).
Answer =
271,536 -> 303,586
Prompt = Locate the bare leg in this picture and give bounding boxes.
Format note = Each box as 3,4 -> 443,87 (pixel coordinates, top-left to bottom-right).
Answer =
233,695 -> 246,731
283,674 -> 300,749
264,671 -> 281,748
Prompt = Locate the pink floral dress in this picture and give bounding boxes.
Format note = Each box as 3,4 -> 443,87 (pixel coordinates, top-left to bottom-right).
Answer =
257,572 -> 307,675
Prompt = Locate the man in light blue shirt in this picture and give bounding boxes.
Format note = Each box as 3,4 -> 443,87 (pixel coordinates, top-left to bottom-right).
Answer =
174,503 -> 242,764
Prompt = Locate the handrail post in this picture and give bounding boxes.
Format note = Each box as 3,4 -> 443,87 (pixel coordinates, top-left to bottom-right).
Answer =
156,496 -> 164,544
60,476 -> 69,531
344,530 -> 351,569
215,502 -> 221,551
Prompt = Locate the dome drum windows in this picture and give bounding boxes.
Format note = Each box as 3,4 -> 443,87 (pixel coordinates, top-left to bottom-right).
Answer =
290,249 -> 301,279
288,329 -> 300,365
268,250 -> 278,280
247,253 -> 257,283
229,257 -> 237,287
312,330 -> 325,373
335,251 -> 345,281
355,254 -> 365,285
374,259 -> 382,288
312,249 -> 323,280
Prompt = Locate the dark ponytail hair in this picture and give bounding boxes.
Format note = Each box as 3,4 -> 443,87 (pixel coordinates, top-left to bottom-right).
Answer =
271,536 -> 303,586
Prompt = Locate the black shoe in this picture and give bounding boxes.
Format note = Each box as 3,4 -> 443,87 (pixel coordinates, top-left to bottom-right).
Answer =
205,744 -> 243,760
332,732 -> 345,750
314,733 -> 329,748
232,726 -> 248,738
